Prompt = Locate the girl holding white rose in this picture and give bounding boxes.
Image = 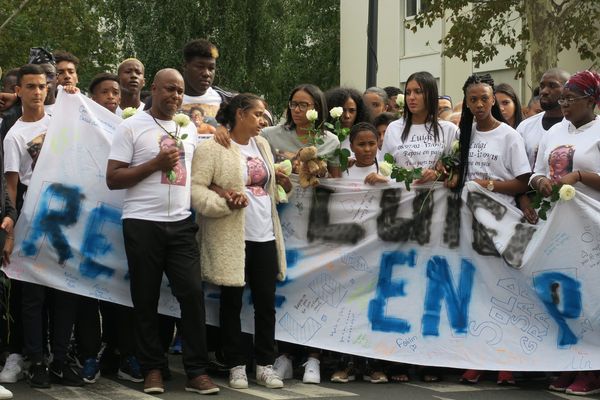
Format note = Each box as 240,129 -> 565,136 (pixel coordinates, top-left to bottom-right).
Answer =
261,84 -> 341,178
530,70 -> 600,396
380,71 -> 458,184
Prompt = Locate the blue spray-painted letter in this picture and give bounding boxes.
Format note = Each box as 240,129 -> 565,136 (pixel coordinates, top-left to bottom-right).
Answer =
422,256 -> 475,336
533,272 -> 581,347
22,183 -> 84,264
79,203 -> 121,279
368,250 -> 416,333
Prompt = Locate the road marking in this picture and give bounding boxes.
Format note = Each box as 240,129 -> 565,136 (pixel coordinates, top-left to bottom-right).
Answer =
35,379 -> 158,400
405,381 -> 517,393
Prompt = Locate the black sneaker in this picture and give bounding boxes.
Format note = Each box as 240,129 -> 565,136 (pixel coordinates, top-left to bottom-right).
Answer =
28,362 -> 51,388
50,360 -> 84,386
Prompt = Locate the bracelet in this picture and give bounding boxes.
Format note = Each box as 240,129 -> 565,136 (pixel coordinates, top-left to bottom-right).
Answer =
578,170 -> 582,182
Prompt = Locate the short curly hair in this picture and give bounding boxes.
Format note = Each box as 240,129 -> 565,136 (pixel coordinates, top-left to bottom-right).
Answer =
183,39 -> 218,62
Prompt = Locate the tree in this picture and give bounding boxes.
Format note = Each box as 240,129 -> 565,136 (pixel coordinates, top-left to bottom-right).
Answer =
111,0 -> 340,117
0,0 -> 122,88
407,0 -> 600,84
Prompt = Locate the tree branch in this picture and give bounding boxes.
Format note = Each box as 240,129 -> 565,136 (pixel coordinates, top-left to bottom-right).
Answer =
0,0 -> 31,35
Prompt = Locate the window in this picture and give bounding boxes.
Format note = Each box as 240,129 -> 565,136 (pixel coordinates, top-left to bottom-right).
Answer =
405,0 -> 430,18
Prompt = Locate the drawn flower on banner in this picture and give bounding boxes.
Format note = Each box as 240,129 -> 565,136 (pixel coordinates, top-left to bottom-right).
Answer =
121,107 -> 138,119
383,153 -> 422,191
559,184 -> 576,201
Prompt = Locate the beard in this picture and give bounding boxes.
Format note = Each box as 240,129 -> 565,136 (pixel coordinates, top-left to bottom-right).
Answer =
540,99 -> 559,111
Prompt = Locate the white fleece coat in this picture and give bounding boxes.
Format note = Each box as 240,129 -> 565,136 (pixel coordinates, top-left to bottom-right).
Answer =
191,136 -> 287,287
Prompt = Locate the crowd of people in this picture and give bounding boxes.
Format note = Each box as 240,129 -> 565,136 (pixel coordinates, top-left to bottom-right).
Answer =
0,37 -> 598,399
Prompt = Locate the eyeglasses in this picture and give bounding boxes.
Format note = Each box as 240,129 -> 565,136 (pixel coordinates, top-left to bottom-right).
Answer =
557,95 -> 589,106
288,101 -> 313,111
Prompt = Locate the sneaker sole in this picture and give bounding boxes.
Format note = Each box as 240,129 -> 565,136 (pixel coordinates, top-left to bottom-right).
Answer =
185,387 -> 220,394
566,388 -> 600,395
29,381 -> 51,389
229,382 -> 249,389
144,387 -> 165,394
117,370 -> 144,383
83,371 -> 101,384
258,382 -> 284,389
302,378 -> 320,384
0,371 -> 24,383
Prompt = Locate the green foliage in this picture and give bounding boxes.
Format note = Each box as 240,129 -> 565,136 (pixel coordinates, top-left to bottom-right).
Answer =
0,0 -> 122,91
406,0 -> 600,81
531,184 -> 560,221
1,0 -> 339,113
384,153 -> 423,191
110,0 -> 340,117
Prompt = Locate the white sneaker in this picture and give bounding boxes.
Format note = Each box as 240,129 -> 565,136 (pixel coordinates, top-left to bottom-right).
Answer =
257,365 -> 283,389
273,354 -> 293,380
302,357 -> 320,384
0,385 -> 11,399
0,354 -> 23,383
229,365 -> 248,389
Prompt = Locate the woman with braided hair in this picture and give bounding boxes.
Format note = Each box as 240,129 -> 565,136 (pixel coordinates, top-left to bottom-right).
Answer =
530,71 -> 600,395
452,74 -> 531,385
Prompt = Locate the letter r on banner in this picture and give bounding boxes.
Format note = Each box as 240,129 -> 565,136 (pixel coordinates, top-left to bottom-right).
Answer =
22,183 -> 84,264
368,250 -> 417,333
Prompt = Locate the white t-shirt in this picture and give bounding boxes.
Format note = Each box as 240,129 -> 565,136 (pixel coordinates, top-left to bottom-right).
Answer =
380,118 -> 458,169
108,111 -> 198,222
466,122 -> 531,205
235,137 -> 274,242
343,164 -> 379,182
532,116 -> 600,200
116,103 -> 145,117
181,88 -> 222,137
516,111 -> 569,168
4,114 -> 51,186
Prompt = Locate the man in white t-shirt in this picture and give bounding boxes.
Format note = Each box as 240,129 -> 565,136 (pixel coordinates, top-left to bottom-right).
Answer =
116,58 -> 146,117
517,68 -> 571,168
106,68 -> 218,396
4,64 -> 83,388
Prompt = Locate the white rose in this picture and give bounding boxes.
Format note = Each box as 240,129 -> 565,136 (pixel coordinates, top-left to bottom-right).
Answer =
451,140 -> 460,153
329,106 -> 343,119
396,94 -> 405,109
559,184 -> 576,201
173,113 -> 191,127
121,107 -> 138,119
306,109 -> 319,122
379,161 -> 393,177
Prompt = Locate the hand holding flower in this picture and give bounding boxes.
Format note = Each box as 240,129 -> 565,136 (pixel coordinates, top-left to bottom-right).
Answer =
364,172 -> 388,185
154,147 -> 179,172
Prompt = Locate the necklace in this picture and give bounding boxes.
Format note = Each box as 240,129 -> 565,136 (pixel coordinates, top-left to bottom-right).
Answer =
150,113 -> 180,140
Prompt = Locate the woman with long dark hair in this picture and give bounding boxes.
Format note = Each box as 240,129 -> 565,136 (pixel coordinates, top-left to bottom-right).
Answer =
381,71 -> 458,184
455,74 -> 531,385
495,83 -> 523,129
325,87 -> 371,149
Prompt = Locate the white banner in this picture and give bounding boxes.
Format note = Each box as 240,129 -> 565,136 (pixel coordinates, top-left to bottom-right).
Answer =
5,92 -> 600,371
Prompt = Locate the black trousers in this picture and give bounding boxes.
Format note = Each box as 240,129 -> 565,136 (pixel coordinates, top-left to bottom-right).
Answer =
0,277 -> 23,354
100,301 -> 135,358
220,240 -> 278,367
122,217 -> 208,378
22,282 -> 77,363
75,296 -> 101,360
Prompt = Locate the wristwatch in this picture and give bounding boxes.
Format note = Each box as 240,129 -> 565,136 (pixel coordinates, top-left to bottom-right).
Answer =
486,180 -> 494,191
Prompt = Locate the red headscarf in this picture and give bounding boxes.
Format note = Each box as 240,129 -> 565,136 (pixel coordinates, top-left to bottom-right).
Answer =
564,70 -> 600,107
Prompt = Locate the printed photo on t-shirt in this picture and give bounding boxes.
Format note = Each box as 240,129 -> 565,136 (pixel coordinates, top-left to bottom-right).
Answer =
181,104 -> 218,136
548,144 -> 574,183
159,134 -> 186,186
26,132 -> 46,171
245,156 -> 268,196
